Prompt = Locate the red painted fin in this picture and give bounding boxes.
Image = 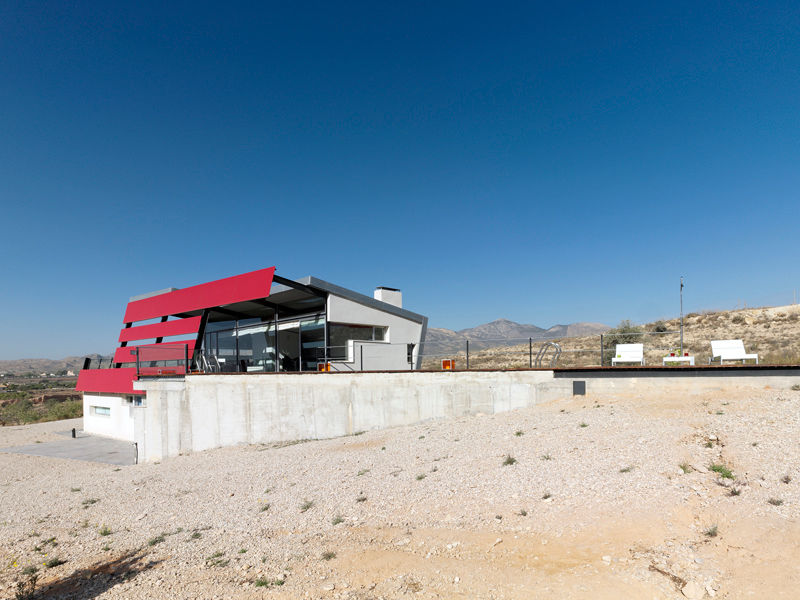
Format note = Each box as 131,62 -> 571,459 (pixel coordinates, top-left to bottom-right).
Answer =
123,267 -> 275,323
76,368 -> 138,395
118,317 -> 202,343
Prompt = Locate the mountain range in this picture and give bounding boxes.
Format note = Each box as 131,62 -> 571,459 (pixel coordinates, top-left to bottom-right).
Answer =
423,319 -> 610,355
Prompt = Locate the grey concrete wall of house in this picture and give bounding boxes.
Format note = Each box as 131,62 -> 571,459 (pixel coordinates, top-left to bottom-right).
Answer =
132,369 -> 800,462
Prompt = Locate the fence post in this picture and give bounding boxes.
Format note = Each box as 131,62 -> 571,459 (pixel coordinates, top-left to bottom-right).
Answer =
184,344 -> 189,374
360,345 -> 364,371
599,334 -> 604,367
529,338 -> 532,368
466,340 -> 470,369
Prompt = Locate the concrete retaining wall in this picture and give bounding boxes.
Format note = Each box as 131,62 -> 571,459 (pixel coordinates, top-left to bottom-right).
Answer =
132,368 -> 800,462
133,371 -> 560,462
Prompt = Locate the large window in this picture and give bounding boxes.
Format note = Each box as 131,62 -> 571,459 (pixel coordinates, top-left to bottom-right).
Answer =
327,324 -> 387,360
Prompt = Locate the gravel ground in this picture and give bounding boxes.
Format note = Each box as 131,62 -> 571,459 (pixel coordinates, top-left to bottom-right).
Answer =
1,389 -> 800,599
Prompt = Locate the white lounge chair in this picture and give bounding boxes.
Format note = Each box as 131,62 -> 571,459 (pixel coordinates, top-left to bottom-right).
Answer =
612,343 -> 644,366
710,340 -> 759,364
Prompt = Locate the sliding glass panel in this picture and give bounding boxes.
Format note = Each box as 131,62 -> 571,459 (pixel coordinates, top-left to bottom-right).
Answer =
216,328 -> 238,372
300,316 -> 325,371
277,320 -> 300,371
237,323 -> 276,372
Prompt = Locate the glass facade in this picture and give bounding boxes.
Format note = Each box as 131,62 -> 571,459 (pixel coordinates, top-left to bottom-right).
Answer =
200,313 -> 328,372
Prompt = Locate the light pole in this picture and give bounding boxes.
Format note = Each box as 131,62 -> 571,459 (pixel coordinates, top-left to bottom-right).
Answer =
680,277 -> 684,355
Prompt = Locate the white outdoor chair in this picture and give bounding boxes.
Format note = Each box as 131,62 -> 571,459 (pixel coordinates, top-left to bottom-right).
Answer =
710,340 -> 759,364
612,343 -> 644,366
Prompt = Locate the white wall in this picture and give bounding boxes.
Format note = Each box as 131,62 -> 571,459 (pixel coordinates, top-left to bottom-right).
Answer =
328,340 -> 411,372
327,294 -> 424,368
82,393 -> 136,441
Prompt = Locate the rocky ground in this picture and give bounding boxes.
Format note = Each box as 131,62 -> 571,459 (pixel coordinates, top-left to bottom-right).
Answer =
2,387 -> 800,599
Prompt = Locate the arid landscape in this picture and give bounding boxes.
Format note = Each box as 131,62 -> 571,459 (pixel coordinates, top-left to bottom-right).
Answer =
422,304 -> 800,370
2,385 -> 800,599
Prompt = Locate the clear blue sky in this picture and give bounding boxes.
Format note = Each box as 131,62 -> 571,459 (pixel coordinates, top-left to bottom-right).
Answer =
2,1 -> 799,359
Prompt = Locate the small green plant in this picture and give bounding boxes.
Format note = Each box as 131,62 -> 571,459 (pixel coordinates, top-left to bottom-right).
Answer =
679,462 -> 692,474
69,487 -> 81,493
81,498 -> 98,508
321,551 -> 336,561
515,430 -> 524,437
791,384 -> 800,391
418,435 -> 425,439
619,466 -> 634,473
579,422 -> 588,428
704,441 -> 714,448
206,551 -> 229,567
148,534 -> 166,546
704,525 -> 718,538
190,532 -> 202,540
102,544 -> 111,551
21,566 -> 38,576
238,548 -> 247,554
752,441 -> 759,447
255,577 -> 285,587
782,475 -> 792,484
45,557 -> 66,568
98,525 -> 111,536
542,492 -> 552,500
260,503 -> 271,512
709,464 -> 734,479
729,486 -> 741,497
517,509 -> 527,516
300,499 -> 314,513
416,473 -> 426,480
768,497 -> 784,506
502,455 -> 517,466
715,410 -> 724,415
356,494 -> 367,503
357,469 -> 369,476
331,515 -> 344,526
541,454 -> 553,461
381,446 -> 386,450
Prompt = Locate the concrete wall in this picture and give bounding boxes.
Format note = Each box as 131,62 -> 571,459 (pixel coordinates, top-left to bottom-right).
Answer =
131,368 -> 800,462
133,370 -> 557,462
82,392 -> 136,441
327,294 -> 424,368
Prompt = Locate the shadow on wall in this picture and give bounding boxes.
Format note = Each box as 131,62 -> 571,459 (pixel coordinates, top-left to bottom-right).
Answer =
13,550 -> 161,600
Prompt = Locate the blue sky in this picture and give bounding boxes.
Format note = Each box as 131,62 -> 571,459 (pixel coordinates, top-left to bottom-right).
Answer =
1,1 -> 799,359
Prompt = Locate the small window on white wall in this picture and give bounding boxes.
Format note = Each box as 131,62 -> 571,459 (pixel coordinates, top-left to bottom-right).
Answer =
91,406 -> 111,417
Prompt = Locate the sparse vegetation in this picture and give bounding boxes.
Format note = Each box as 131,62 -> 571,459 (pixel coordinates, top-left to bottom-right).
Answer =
148,534 -> 166,546
14,572 -> 37,600
416,473 -> 427,480
791,384 -> 800,391
300,499 -> 314,513
502,455 -> 517,466
542,492 -> 552,500
259,503 -> 270,512
81,498 -> 99,508
45,557 -> 66,568
332,515 -> 345,525
190,532 -> 202,540
69,487 -> 81,492
619,465 -> 634,473
710,463 -> 734,479
579,422 -> 589,428
679,462 -> 692,474
321,550 -> 336,561
541,454 -> 553,461
98,525 -> 111,536
206,551 -> 229,567
782,475 -> 792,484
729,487 -> 742,497
768,497 -> 784,506
356,494 -> 367,503
255,577 -> 285,587
357,469 -> 369,476
517,509 -> 527,516
704,525 -> 718,538
514,430 -> 524,436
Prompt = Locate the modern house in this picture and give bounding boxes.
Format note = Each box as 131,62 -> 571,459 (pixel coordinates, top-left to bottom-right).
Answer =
76,267 -> 427,441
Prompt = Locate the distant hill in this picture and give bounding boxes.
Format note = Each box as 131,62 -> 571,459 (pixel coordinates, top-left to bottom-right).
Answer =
424,319 -> 610,355
0,354 -> 110,376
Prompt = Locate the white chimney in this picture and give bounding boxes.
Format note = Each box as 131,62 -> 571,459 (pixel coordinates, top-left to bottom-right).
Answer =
374,287 -> 402,308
